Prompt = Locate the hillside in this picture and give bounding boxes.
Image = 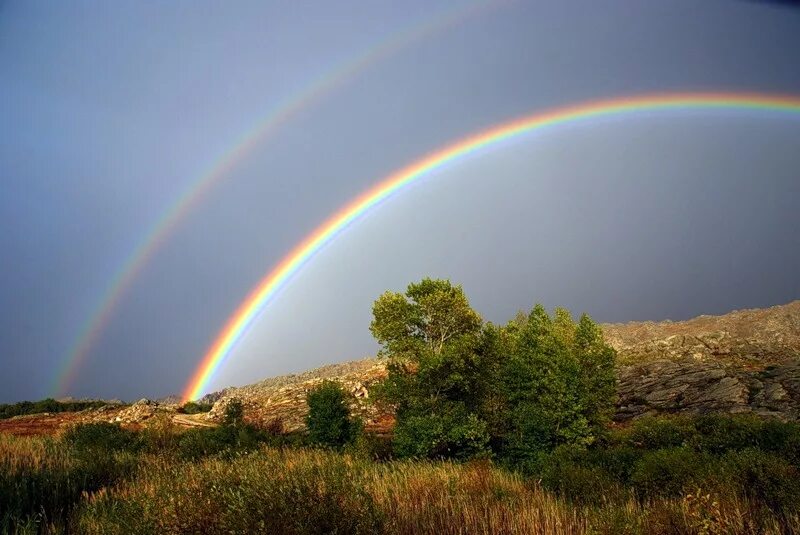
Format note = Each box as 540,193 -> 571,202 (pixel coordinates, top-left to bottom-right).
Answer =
2,300 -> 797,436
198,300 -> 800,432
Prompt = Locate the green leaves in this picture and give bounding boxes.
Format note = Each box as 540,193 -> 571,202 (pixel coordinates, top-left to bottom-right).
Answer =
306,381 -> 360,450
370,278 -> 481,357
370,278 -> 617,465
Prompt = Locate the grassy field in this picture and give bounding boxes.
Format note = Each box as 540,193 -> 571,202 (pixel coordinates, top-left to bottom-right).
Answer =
1,413 -> 799,534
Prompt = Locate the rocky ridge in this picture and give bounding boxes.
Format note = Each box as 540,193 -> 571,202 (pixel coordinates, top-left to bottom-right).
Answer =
201,300 -> 800,429
4,301 -> 797,436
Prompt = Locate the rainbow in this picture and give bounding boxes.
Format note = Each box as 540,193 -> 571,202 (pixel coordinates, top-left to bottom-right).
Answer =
53,0 -> 493,397
183,91 -> 800,400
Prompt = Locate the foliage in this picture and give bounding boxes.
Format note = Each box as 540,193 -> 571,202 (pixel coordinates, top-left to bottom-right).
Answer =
0,398 -> 110,420
371,279 -> 491,460
177,401 -> 212,414
630,448 -> 711,498
306,380 -> 361,450
371,279 -> 617,464
176,425 -> 262,460
222,397 -> 245,426
370,278 -> 482,358
496,306 -> 617,466
717,448 -> 800,514
63,422 -> 141,453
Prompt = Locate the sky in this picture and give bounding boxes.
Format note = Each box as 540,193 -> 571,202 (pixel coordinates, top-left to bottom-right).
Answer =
1,0 -> 799,403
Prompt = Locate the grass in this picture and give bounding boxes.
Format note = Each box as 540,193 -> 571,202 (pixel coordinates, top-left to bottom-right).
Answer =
1,414 -> 799,534
76,448 -> 798,535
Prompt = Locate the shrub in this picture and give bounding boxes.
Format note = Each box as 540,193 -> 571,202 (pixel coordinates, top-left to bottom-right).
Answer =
306,380 -> 361,450
0,398 -> 109,420
631,448 -> 710,498
621,416 -> 694,450
222,398 -> 244,426
178,401 -> 212,414
718,449 -> 800,514
349,432 -> 394,461
63,422 -> 141,453
392,409 -> 489,461
539,445 -> 621,504
177,424 -> 266,460
0,435 -> 138,530
78,449 -> 384,534
689,414 -> 762,454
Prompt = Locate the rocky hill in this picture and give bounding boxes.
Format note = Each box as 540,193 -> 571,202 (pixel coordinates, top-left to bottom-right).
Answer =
5,301 -> 796,437
197,300 -> 800,431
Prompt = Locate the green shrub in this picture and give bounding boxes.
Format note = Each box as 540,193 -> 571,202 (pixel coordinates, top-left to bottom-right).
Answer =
392,409 -> 489,461
539,445 -> 621,504
689,414 -> 762,454
306,381 -> 361,450
620,416 -> 694,450
63,422 -> 141,453
756,419 -> 800,466
584,445 -> 643,483
0,437 -> 138,531
78,449 -> 384,534
349,432 -> 394,461
631,448 -> 710,498
222,398 -> 244,426
718,449 -> 800,514
0,398 -> 110,419
177,401 -> 212,414
177,424 -> 267,460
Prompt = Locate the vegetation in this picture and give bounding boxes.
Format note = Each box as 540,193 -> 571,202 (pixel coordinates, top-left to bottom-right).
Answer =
306,380 -> 361,450
0,278 -> 798,533
0,399 -> 111,420
176,401 -> 212,415
371,278 -> 616,466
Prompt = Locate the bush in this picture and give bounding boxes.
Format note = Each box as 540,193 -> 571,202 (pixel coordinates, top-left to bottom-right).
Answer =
0,398 -> 109,420
718,449 -> 800,514
349,433 -> 394,461
306,381 -> 361,450
631,448 -> 710,498
0,435 -> 138,530
63,422 -> 141,453
539,445 -> 621,504
689,414 -> 762,454
78,449 -> 384,535
177,424 -> 266,460
620,416 -> 694,450
222,398 -> 244,426
392,410 -> 489,461
178,401 -> 212,415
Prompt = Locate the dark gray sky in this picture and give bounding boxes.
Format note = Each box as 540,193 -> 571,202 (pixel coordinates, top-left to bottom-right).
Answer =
1,0 -> 799,402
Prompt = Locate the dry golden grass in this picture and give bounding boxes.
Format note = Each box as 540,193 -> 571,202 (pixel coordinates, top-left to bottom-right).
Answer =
75,447 -> 800,535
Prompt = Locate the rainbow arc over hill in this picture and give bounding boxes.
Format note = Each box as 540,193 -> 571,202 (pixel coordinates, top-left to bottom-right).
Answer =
183,91 -> 800,400
53,0 -> 493,397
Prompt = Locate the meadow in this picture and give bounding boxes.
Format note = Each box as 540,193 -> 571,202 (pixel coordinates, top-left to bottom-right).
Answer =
1,412 -> 799,534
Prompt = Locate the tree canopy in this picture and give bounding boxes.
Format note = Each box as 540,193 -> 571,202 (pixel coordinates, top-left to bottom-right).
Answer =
371,278 -> 616,465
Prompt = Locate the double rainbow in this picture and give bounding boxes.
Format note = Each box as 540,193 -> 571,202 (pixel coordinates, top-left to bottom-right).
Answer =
183,91 -> 800,400
53,0 -> 492,397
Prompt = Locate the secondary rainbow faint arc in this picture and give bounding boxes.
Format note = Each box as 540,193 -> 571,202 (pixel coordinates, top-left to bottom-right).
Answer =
53,0 -> 494,397
183,91 -> 800,400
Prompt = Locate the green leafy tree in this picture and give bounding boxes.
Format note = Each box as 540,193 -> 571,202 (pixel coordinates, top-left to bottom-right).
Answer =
371,279 -> 490,460
498,305 -> 616,469
370,278 -> 482,357
306,380 -> 360,449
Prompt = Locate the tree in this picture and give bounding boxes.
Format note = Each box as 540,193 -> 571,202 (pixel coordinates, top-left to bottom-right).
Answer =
306,380 -> 360,450
371,279 -> 490,460
498,305 -> 616,470
370,278 -> 482,357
